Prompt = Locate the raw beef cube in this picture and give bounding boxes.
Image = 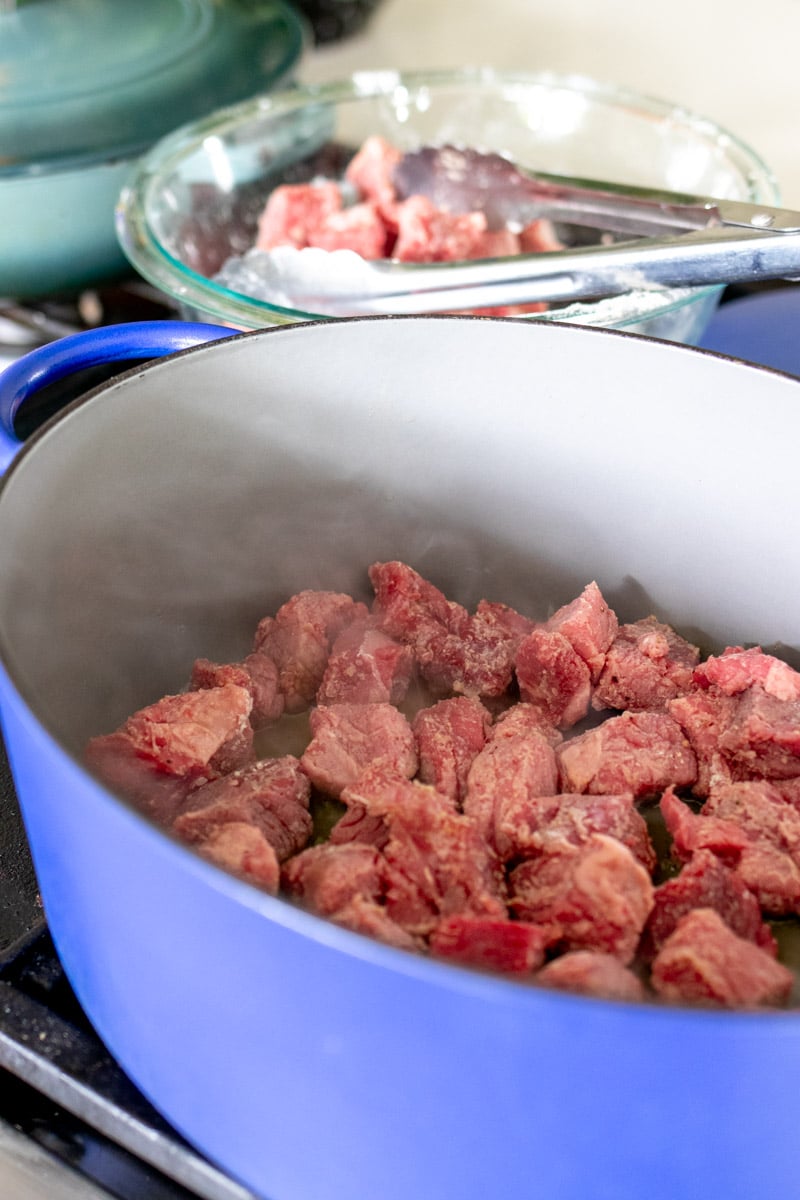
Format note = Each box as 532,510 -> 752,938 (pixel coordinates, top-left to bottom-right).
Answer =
640,848 -> 777,960
650,908 -> 793,1007
519,218 -> 564,254
369,560 -> 469,644
464,728 -> 559,855
393,195 -> 489,262
496,791 -> 656,872
659,786 -> 751,863
182,822 -> 280,892
429,914 -> 551,976
256,180 -> 343,250
376,786 -> 506,937
668,689 -> 738,797
557,711 -> 697,798
726,842 -> 800,916
536,950 -> 645,1001
307,202 -> 390,258
331,767 -> 454,851
191,652 -> 284,726
488,702 -> 562,747
329,893 -> 421,951
300,703 -> 418,798
92,684 -> 255,784
704,780 -> 800,860
281,841 -> 385,914
473,598 -> 536,650
515,627 -> 592,729
473,227 -> 521,258
345,135 -> 403,212
255,590 -> 368,713
173,756 -> 312,863
593,616 -> 699,713
508,834 -> 654,964
694,645 -> 800,700
544,581 -> 618,682
84,730 -> 200,825
328,799 -> 389,849
412,696 -> 492,807
718,688 -> 800,779
316,619 -> 414,706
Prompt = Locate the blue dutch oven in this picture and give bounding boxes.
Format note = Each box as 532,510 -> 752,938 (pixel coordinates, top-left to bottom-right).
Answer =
1,314 -> 800,1200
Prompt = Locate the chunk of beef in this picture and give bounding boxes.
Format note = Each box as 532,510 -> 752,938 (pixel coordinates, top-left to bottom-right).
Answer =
463,727 -> 559,855
329,894 -> 421,951
694,645 -> 800,700
316,618 -> 414,707
300,703 -> 418,798
281,841 -> 385,914
429,914 -> 551,976
515,627 -> 592,729
473,599 -> 536,652
191,652 -> 284,726
508,834 -> 654,963
660,787 -> 750,862
544,581 -> 618,683
345,134 -> 402,214
668,689 -> 738,797
593,616 -> 699,713
412,696 -> 492,807
85,684 -> 255,816
640,848 -> 777,960
255,591 -> 369,713
496,791 -> 656,872
718,687 -> 800,780
374,785 -> 506,937
650,908 -> 793,1008
306,202 -> 389,258
393,195 -> 489,263
183,822 -> 280,892
536,950 -> 645,1001
256,180 -> 343,251
488,702 -> 562,748
557,711 -> 697,799
173,756 -> 312,863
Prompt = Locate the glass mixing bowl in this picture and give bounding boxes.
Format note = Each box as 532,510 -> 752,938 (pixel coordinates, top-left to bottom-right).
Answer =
116,68 -> 779,339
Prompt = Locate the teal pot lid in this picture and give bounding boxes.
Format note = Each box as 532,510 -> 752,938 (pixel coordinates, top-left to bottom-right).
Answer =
0,0 -> 306,173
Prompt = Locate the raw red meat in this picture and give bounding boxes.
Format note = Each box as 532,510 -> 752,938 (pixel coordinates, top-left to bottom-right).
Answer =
344,134 -> 403,214
300,703 -> 418,798
659,787 -> 750,862
256,180 -> 343,251
694,645 -> 800,700
508,834 -> 655,963
84,731 -> 201,825
557,711 -> 697,798
430,914 -> 551,975
536,950 -> 645,1001
254,590 -> 368,713
281,841 -> 385,914
316,619 -> 414,706
393,195 -> 489,263
412,696 -> 492,807
718,688 -> 800,780
306,202 -> 389,258
496,791 -> 656,872
183,822 -> 280,892
640,848 -> 777,959
488,702 -> 561,747
650,907 -> 793,1007
515,627 -> 592,729
593,616 -> 699,713
544,580 -> 618,683
668,689 -> 738,797
172,756 -> 312,863
463,727 -> 559,855
191,652 -> 284,726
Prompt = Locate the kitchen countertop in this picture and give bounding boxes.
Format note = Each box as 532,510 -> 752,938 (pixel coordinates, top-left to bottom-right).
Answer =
299,0 -> 800,209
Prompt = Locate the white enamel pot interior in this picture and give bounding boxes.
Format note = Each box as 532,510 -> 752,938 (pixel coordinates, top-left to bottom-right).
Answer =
1,315 -> 800,1200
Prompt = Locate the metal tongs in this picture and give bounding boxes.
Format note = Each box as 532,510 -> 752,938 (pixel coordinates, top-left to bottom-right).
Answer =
260,159 -> 800,316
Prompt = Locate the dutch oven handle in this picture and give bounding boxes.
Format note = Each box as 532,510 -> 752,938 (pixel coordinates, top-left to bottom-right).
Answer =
0,320 -> 235,476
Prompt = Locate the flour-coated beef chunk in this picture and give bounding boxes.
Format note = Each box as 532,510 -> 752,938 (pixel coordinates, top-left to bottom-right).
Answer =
84,731 -> 200,825
488,702 -> 561,747
393,195 -> 489,262
369,560 -> 468,642
412,696 -> 492,807
463,728 -> 559,855
497,791 -> 656,872
659,787 -> 750,862
668,689 -> 738,797
281,842 -> 385,914
375,786 -> 506,937
182,821 -> 281,892
544,581 -> 618,682
191,652 -> 284,726
333,768 -> 456,853
557,711 -> 697,798
301,703 -> 418,798
641,848 -> 776,960
306,202 -> 389,258
87,684 -> 255,799
328,799 -> 390,849
694,645 -> 800,700
537,950 -> 645,1001
719,688 -> 800,780
254,590 -> 368,713
430,914 -> 551,976
316,619 -> 414,706
515,628 -> 592,729
650,908 -> 793,1007
508,834 -> 654,963
345,135 -> 402,213
593,616 -> 699,713
173,756 -> 312,863
329,894 -> 422,951
256,180 -> 343,250
473,599 -> 536,649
